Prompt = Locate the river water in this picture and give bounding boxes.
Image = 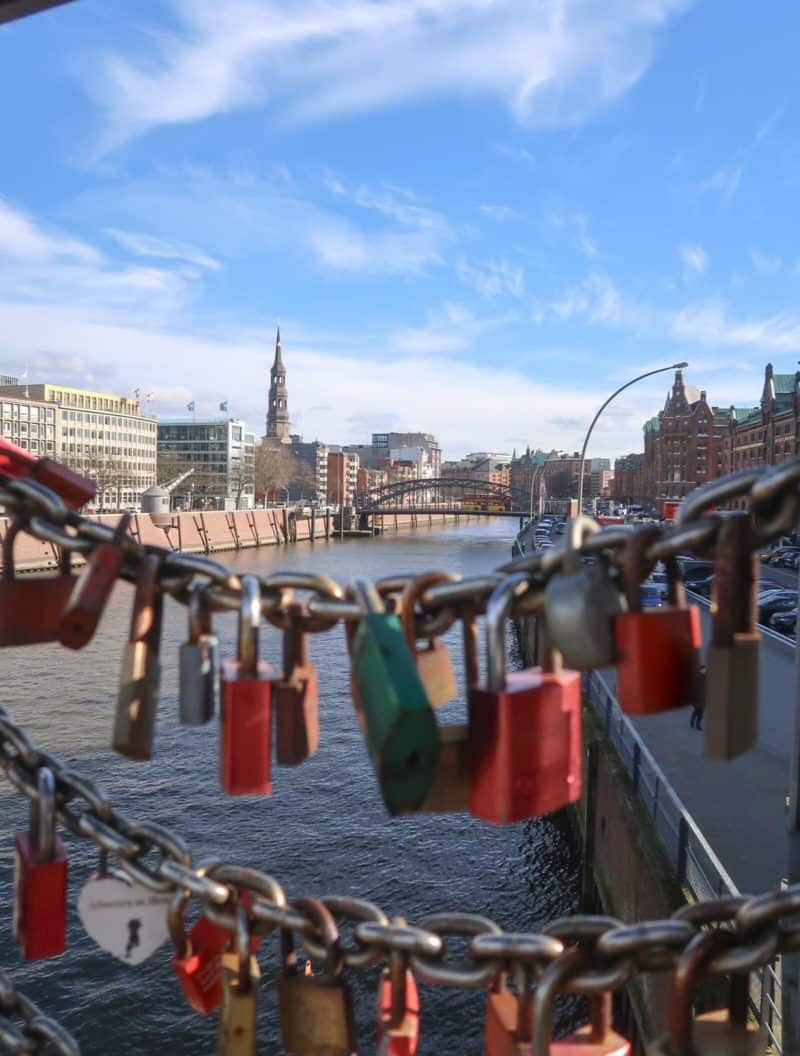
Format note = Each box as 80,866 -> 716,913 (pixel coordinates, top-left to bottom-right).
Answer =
0,518 -> 580,1054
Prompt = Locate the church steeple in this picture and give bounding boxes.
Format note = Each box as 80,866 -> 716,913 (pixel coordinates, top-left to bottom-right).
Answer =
266,324 -> 290,440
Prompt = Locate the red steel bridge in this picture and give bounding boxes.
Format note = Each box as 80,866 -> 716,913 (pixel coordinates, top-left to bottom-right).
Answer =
355,477 -> 531,517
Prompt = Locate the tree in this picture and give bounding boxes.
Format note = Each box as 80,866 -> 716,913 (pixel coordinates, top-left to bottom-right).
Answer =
254,440 -> 315,503
61,451 -> 131,512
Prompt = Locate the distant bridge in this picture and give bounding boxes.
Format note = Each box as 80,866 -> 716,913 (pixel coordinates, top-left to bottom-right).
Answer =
356,477 -> 531,516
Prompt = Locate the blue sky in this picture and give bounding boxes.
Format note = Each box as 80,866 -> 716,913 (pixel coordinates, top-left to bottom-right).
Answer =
1,0 -> 799,458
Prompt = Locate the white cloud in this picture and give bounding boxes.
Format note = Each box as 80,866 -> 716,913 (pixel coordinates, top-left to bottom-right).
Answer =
679,243 -> 708,276
80,170 -> 453,277
543,271 -> 800,355
89,0 -> 691,146
456,258 -> 524,300
0,199 -> 101,264
105,229 -> 222,271
548,210 -> 598,258
479,204 -> 522,222
749,248 -> 782,275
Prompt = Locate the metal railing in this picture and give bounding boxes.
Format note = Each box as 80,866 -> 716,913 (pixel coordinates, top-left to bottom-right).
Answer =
584,670 -> 783,1052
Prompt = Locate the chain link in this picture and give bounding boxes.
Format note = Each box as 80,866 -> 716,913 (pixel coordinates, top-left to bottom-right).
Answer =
0,459 -> 799,1048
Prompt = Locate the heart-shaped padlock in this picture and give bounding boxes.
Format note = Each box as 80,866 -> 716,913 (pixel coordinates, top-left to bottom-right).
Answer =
78,870 -> 171,965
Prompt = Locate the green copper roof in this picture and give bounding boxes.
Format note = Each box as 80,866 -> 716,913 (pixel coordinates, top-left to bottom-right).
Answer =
774,374 -> 796,395
643,416 -> 660,434
731,406 -> 760,423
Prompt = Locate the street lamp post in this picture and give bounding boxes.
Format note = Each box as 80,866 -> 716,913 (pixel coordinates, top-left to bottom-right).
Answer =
576,361 -> 689,513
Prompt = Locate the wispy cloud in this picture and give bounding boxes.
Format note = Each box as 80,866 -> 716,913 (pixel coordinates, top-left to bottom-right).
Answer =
548,209 -> 598,258
78,169 -> 453,277
105,229 -> 222,271
479,204 -> 522,222
542,271 -> 800,354
0,198 -> 101,264
749,248 -> 782,275
496,144 -> 537,170
88,0 -> 691,148
679,242 -> 708,277
456,257 -> 524,300
698,105 -> 784,207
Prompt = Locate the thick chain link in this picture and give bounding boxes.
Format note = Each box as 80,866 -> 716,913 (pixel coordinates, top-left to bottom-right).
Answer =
0,969 -> 79,1056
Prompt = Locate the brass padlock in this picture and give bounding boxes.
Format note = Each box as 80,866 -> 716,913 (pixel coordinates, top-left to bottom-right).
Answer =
705,513 -> 759,760
400,571 -> 458,708
648,928 -> 766,1056
218,907 -> 260,1056
112,554 -> 162,760
277,897 -> 358,1056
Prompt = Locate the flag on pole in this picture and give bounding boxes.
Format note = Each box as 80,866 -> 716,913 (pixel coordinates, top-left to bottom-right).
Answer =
134,387 -> 141,399
145,391 -> 154,401
219,400 -> 228,412
187,400 -> 196,412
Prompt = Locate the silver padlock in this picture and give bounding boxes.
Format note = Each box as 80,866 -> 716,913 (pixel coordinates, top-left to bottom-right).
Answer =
178,585 -> 219,726
544,515 -> 624,669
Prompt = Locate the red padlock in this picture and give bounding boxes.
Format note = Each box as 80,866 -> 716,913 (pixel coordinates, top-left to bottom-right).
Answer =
0,437 -> 96,510
169,866 -> 268,1014
469,574 -> 582,825
376,933 -> 420,1056
0,521 -> 75,646
220,575 -> 275,795
59,513 -> 132,649
13,767 -> 68,960
532,951 -> 630,1056
614,530 -> 701,716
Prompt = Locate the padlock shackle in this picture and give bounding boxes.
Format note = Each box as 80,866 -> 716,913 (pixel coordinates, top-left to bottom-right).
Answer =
352,578 -> 385,616
485,573 -> 531,692
531,947 -> 586,1056
188,584 -> 213,642
30,766 -> 56,865
291,896 -> 344,981
129,554 -> 161,645
237,575 -> 261,676
400,572 -> 457,649
562,515 -> 600,574
668,929 -> 735,1056
620,527 -> 660,613
282,601 -> 310,676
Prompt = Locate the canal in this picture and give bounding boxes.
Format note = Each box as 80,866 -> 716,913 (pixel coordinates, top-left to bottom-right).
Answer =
0,518 -> 580,1054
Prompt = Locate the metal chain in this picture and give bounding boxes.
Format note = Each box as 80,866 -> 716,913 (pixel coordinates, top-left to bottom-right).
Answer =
0,703 -> 793,996
0,969 -> 79,1056
2,456 -> 798,638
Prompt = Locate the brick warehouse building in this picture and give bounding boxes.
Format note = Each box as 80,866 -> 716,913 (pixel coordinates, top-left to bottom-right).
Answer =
614,364 -> 800,507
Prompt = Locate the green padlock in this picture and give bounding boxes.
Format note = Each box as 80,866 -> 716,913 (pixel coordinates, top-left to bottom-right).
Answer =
350,578 -> 439,814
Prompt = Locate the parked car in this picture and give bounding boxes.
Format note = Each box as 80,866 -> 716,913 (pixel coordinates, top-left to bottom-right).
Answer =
639,583 -> 663,608
649,570 -> 669,599
677,557 -> 714,580
757,591 -> 797,626
685,573 -> 713,597
761,546 -> 800,564
771,608 -> 797,636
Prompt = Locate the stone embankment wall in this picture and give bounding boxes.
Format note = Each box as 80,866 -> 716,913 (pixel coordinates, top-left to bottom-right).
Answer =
2,508 -> 465,571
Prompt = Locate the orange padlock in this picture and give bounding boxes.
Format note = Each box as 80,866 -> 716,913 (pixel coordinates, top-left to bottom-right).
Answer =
614,529 -> 701,716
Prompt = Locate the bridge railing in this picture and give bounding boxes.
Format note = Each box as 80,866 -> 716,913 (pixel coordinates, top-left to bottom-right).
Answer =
584,670 -> 783,1052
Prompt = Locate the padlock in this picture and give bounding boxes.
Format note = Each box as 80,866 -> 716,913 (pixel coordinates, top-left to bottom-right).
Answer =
275,601 -> 319,765
220,575 -> 274,795
179,585 -> 220,726
614,530 -> 701,715
0,521 -> 75,646
218,907 -> 260,1056
532,950 -> 630,1056
400,572 -> 458,708
349,578 -> 439,814
705,513 -> 759,760
469,574 -> 582,825
545,516 -> 623,669
376,936 -> 419,1056
112,554 -> 163,760
0,437 -> 96,510
59,513 -> 132,650
13,767 -> 68,960
485,973 -> 534,1056
170,865 -> 267,1015
277,897 -> 358,1056
648,929 -> 766,1056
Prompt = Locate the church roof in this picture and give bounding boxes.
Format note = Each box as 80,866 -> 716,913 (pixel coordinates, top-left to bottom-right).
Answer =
644,416 -> 660,434
272,324 -> 283,368
730,406 -> 760,424
773,373 -> 796,395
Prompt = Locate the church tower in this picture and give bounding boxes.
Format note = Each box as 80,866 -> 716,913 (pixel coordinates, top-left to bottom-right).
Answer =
266,325 -> 290,440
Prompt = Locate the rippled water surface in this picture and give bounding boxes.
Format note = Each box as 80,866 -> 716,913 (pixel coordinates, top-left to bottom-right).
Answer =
0,519 -> 581,1053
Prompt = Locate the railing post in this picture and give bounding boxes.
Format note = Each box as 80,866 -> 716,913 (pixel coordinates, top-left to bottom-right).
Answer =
581,739 -> 599,913
632,742 -> 641,793
676,816 -> 689,882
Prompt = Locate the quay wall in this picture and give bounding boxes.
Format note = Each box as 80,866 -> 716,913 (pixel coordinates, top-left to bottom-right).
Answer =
0,508 -> 471,572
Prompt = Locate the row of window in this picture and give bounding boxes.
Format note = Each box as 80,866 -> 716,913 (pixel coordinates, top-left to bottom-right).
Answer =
8,439 -> 55,455
49,390 -> 142,416
2,422 -> 55,438
1,403 -> 55,421
61,410 -> 155,432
